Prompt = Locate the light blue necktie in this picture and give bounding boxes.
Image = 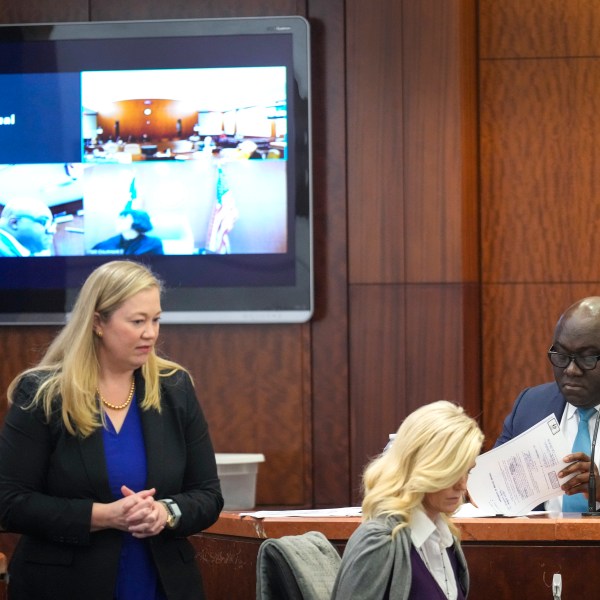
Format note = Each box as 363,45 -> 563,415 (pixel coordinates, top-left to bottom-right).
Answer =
563,407 -> 597,513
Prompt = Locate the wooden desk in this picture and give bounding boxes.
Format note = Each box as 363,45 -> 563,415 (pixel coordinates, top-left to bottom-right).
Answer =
193,511 -> 600,599
3,512 -> 599,598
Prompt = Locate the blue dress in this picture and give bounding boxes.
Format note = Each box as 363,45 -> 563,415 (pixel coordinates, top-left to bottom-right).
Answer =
102,398 -> 167,600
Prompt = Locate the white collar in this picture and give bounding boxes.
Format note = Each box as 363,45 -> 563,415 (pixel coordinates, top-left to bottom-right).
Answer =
410,507 -> 453,549
565,403 -> 600,420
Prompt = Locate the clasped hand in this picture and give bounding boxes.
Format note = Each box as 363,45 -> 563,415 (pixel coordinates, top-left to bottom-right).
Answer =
558,451 -> 600,501
115,485 -> 168,538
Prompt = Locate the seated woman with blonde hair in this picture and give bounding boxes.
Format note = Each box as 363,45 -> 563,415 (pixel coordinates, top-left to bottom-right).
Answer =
331,400 -> 484,600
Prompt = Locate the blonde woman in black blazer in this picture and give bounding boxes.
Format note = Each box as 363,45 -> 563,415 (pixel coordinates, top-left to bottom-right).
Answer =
0,260 -> 223,599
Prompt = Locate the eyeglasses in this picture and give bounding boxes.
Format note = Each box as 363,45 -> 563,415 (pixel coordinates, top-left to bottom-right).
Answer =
547,347 -> 600,371
17,215 -> 55,231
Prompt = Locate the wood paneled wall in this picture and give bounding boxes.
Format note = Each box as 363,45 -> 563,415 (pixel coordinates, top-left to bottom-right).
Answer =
347,0 -> 480,501
479,0 -> 600,445
0,0 -> 485,509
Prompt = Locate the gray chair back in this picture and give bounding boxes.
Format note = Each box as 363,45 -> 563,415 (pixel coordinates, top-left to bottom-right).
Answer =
256,531 -> 341,600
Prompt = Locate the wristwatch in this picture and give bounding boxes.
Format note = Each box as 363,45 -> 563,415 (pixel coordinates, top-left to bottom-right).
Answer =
159,498 -> 182,529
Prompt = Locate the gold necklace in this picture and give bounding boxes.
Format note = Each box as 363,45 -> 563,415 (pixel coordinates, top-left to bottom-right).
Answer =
97,378 -> 135,410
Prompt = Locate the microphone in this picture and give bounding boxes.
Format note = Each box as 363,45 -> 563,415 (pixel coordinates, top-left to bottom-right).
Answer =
552,573 -> 562,600
582,410 -> 600,517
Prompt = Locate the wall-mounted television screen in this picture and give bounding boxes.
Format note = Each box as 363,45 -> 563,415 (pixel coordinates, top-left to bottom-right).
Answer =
0,16 -> 312,324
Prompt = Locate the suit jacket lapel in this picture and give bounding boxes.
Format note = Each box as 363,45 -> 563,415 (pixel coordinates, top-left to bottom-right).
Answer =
141,402 -> 165,493
78,428 -> 113,502
135,372 -> 166,491
549,384 -> 568,421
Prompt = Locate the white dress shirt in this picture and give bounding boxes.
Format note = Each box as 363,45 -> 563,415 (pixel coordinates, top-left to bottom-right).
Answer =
411,508 -> 457,599
545,402 -> 600,513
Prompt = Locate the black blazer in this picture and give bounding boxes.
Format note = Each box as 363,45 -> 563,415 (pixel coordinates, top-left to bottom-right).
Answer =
0,369 -> 223,600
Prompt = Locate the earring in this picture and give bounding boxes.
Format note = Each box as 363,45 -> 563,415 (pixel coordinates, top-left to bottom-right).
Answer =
95,330 -> 103,338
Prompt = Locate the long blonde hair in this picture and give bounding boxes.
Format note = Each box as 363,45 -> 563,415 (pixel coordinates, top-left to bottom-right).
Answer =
8,260 -> 186,437
361,400 -> 483,537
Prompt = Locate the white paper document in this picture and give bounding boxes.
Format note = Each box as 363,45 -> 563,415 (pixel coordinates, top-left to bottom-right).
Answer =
467,414 -> 574,516
453,501 -> 547,518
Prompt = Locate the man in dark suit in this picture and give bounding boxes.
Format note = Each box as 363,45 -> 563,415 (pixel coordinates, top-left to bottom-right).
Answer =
495,296 -> 600,512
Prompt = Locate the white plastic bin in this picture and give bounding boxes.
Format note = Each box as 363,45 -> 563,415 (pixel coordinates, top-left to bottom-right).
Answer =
215,453 -> 265,510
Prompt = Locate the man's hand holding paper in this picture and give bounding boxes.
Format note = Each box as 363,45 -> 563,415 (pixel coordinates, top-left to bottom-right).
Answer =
467,415 -> 576,516
557,450 -> 599,500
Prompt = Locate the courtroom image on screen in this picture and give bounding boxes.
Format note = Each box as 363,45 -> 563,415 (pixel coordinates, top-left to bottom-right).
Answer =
80,67 -> 289,256
81,67 -> 288,167
82,159 -> 288,256
0,160 -> 288,257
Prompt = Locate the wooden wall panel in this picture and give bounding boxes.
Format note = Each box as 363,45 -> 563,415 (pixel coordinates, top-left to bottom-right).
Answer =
480,0 -> 600,59
347,0 -> 478,285
95,99 -> 199,143
346,0 -> 481,502
0,327 -> 56,419
480,59 -> 600,283
346,0 -> 405,284
159,325 -> 311,506
403,0 -> 479,283
89,0 -> 303,21
349,285 -> 406,503
0,1 -> 88,23
308,0 -> 351,507
405,283 -> 481,417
